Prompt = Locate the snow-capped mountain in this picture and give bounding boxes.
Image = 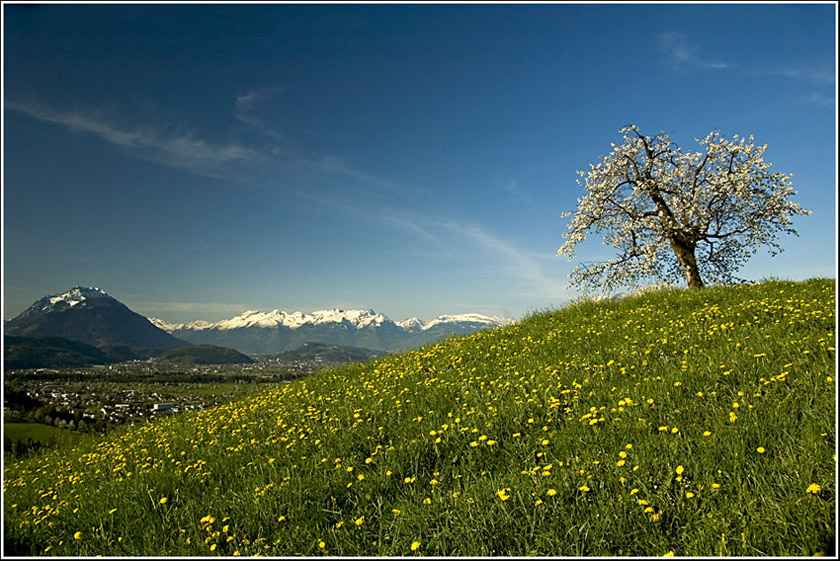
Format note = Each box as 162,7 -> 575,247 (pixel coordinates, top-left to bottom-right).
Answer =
420,313 -> 511,331
151,309 -> 513,356
396,317 -> 425,332
6,286 -> 188,355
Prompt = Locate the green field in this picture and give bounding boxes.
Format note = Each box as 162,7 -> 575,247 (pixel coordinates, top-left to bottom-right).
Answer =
3,421 -> 93,448
3,279 -> 835,556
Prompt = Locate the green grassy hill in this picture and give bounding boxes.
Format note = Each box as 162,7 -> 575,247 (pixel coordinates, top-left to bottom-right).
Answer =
156,344 -> 254,365
3,279 -> 835,556
4,421 -> 94,451
267,341 -> 388,363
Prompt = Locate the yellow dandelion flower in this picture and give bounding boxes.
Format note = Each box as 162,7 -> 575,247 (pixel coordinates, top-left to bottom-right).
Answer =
411,541 -> 421,551
547,489 -> 557,496
806,483 -> 822,495
210,544 -> 217,551
318,540 -> 326,549
756,447 -> 766,454
392,509 -> 401,515
496,489 -> 511,501
355,517 -> 364,526
685,492 -> 695,498
159,497 -> 168,505
617,460 -> 626,467
675,465 -> 684,475
74,531 -> 82,540
423,497 -> 432,505
578,485 -> 590,492
664,550 -> 676,557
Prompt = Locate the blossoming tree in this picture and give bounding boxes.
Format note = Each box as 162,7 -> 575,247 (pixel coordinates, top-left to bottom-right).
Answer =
557,125 -> 811,294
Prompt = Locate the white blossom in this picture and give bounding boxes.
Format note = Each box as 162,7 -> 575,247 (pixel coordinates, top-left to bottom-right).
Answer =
558,126 -> 811,294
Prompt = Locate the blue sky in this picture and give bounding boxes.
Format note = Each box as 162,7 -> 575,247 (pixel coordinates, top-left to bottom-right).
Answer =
2,2 -> 837,323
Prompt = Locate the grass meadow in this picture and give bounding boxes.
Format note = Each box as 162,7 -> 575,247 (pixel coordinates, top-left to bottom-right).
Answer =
3,421 -> 94,450
3,278 -> 835,556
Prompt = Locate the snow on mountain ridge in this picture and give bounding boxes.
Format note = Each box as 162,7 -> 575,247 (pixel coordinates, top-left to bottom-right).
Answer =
44,286 -> 109,310
397,318 -> 424,331
215,310 -> 289,330
421,313 -> 512,331
150,317 -> 215,331
307,309 -> 389,328
153,309 -> 513,333
148,317 -> 180,331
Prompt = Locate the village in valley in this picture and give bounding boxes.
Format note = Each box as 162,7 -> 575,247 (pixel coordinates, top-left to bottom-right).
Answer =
3,356 -> 341,456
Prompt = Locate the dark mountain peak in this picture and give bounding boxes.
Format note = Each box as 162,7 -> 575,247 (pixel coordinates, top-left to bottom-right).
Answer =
5,287 -> 188,356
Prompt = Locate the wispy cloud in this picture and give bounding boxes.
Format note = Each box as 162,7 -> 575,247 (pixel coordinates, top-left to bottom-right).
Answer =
806,91 -> 835,107
235,86 -> 292,143
501,179 -> 534,204
6,100 -> 257,178
658,31 -> 835,90
658,31 -> 733,71
779,66 -> 835,86
436,220 -> 570,300
6,95 -> 399,191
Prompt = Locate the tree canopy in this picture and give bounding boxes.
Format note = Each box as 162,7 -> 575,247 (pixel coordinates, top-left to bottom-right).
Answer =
558,125 -> 811,294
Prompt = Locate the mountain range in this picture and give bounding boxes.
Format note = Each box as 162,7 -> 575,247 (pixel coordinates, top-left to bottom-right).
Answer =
4,287 -> 514,364
150,309 -> 513,356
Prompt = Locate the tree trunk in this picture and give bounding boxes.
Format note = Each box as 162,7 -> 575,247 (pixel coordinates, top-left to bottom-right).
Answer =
669,238 -> 705,289
647,187 -> 705,289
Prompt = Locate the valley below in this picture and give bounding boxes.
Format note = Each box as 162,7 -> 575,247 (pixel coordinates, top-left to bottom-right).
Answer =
3,352 -> 369,457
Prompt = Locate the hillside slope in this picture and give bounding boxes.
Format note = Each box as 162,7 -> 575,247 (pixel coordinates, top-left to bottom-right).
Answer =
155,345 -> 254,366
3,335 -> 114,369
3,279 -> 835,556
